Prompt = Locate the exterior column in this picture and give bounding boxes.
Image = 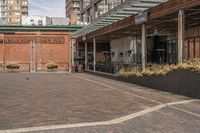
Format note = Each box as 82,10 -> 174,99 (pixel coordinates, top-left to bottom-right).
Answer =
133,36 -> 137,64
178,10 -> 185,64
69,39 -> 74,73
3,44 -> 5,70
0,34 -> 5,69
85,41 -> 88,70
29,42 -> 33,72
93,38 -> 96,72
141,24 -> 147,70
33,41 -> 36,72
29,41 -> 33,72
80,0 -> 83,11
80,0 -> 84,22
92,4 -> 95,21
71,40 -> 75,66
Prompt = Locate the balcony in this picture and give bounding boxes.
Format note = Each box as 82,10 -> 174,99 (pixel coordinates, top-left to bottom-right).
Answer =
1,8 -> 6,11
21,12 -> 28,16
1,2 -> 6,5
73,4 -> 80,8
22,4 -> 28,7
22,8 -> 28,12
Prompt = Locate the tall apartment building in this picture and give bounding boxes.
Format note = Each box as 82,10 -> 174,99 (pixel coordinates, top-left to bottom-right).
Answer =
65,0 -> 81,25
80,0 -> 123,24
0,0 -> 28,25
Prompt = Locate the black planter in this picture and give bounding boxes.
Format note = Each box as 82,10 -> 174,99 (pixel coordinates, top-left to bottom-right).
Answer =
87,69 -> 200,99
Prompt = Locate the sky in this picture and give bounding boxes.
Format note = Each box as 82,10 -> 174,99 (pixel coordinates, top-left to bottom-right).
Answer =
29,0 -> 65,17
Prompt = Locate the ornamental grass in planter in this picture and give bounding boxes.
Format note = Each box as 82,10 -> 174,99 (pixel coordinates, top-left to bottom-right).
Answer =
117,58 -> 200,77
6,62 -> 20,72
46,61 -> 58,71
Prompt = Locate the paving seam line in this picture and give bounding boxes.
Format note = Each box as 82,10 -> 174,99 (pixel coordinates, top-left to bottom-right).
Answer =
78,73 -> 165,93
0,99 -> 197,133
123,92 -> 162,104
169,105 -> 200,118
73,74 -> 176,105
77,74 -> 186,100
72,74 -> 118,90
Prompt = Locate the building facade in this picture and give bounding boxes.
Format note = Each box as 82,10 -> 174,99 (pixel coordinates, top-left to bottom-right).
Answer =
22,16 -> 70,26
73,0 -> 200,73
0,0 -> 28,25
66,0 -> 80,25
22,16 -> 52,26
80,0 -> 125,24
52,17 -> 70,26
0,25 -> 82,71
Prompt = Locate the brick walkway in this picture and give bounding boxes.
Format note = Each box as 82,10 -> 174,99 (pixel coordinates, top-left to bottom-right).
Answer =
28,102 -> 200,133
0,73 -> 199,133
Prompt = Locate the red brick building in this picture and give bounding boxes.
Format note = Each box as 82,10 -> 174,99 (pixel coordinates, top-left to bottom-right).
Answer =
0,25 -> 82,71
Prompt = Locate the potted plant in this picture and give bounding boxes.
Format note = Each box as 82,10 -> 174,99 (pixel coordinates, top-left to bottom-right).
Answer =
46,61 -> 58,71
6,62 -> 20,72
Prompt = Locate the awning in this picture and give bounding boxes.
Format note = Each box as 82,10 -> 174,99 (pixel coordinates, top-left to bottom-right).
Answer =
72,0 -> 168,38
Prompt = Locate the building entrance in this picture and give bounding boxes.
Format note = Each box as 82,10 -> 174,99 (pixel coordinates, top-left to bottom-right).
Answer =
147,36 -> 178,65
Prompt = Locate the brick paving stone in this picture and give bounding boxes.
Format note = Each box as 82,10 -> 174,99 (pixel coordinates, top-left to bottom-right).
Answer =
29,106 -> 200,133
0,73 -> 199,133
173,101 -> 200,115
0,73 -> 157,130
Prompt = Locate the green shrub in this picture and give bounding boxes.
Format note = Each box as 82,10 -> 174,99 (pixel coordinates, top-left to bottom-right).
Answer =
6,62 -> 20,72
46,61 -> 58,71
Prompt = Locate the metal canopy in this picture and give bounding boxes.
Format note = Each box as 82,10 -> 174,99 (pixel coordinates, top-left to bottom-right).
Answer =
72,0 -> 168,39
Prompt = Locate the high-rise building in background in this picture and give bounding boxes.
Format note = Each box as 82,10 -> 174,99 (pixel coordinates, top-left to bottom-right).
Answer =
21,15 -> 70,26
80,0 -> 122,25
65,0 -> 81,25
0,0 -> 28,25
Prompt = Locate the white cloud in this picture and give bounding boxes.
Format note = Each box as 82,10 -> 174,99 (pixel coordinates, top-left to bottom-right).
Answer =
29,0 -> 65,17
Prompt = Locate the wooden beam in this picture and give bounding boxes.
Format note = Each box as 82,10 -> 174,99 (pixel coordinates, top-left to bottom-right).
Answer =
149,0 -> 200,19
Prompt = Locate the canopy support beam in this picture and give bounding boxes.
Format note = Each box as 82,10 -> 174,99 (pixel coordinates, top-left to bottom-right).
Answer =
93,37 -> 96,72
142,24 -> 147,71
85,41 -> 88,70
178,10 -> 185,64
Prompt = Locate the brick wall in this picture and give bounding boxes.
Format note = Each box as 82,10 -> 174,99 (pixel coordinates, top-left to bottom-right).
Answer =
0,31 -> 71,71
